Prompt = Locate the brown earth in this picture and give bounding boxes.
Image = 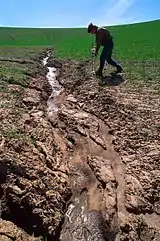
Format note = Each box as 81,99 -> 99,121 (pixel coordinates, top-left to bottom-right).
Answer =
0,53 -> 160,241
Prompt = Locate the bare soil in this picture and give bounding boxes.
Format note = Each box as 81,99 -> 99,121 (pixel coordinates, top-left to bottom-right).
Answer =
0,53 -> 159,241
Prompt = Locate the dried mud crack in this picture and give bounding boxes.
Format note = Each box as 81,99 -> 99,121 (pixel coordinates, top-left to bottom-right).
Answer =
0,51 -> 160,241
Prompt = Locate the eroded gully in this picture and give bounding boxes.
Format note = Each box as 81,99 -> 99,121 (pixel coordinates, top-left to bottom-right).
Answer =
42,52 -> 127,241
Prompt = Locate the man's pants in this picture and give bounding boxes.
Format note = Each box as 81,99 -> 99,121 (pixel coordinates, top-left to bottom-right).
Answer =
99,39 -> 121,71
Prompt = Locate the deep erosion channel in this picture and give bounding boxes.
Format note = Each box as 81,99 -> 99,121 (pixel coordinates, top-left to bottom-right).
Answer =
42,52 -> 127,241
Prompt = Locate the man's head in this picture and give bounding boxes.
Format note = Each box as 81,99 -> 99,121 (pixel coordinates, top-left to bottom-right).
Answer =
87,23 -> 98,34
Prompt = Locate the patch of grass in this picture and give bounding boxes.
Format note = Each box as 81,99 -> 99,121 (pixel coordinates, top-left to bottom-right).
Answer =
0,20 -> 160,60
0,48 -> 45,149
0,80 -> 25,105
4,128 -> 23,140
0,47 -> 46,87
0,81 -> 8,92
0,68 -> 28,87
0,101 -> 11,108
30,136 -> 37,146
3,127 -> 35,145
0,46 -> 47,60
93,58 -> 160,88
2,74 -> 28,87
122,61 -> 160,88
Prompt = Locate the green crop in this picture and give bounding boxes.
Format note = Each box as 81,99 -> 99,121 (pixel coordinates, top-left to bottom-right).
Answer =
0,20 -> 159,60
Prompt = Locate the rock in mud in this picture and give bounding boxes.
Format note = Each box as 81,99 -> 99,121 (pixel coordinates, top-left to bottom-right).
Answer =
66,95 -> 77,103
22,88 -> 41,106
60,192 -> 112,241
8,84 -> 21,93
29,77 -> 45,91
46,59 -> 62,68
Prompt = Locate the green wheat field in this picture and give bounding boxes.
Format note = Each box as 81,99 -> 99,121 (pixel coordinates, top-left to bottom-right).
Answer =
0,20 -> 160,60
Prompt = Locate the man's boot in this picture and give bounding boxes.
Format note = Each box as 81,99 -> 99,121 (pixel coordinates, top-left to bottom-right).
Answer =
115,65 -> 123,74
95,68 -> 103,77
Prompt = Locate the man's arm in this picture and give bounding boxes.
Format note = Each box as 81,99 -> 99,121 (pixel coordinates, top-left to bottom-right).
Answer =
95,42 -> 100,55
94,29 -> 104,54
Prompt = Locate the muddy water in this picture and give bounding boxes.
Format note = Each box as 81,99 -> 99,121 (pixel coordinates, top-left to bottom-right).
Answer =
42,52 -> 63,119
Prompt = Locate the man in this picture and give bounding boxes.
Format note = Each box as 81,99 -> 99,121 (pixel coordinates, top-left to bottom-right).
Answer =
87,23 -> 123,77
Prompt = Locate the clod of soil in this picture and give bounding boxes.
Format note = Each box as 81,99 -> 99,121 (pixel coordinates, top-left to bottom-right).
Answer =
0,219 -> 40,241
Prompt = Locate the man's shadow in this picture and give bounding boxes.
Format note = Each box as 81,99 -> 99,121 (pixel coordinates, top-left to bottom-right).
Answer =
99,74 -> 125,86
